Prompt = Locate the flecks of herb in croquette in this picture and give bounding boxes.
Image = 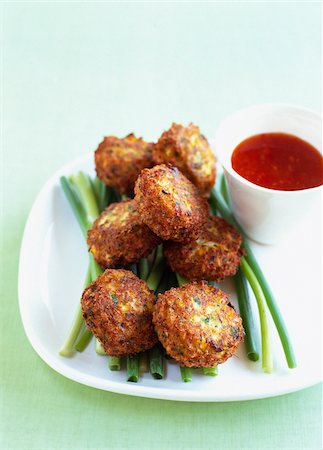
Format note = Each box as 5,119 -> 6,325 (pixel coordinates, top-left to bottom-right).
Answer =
152,281 -> 244,367
201,317 -> 210,324
193,296 -> 201,306
134,164 -> 208,242
81,269 -> 158,356
111,294 -> 118,305
153,123 -> 216,195
230,326 -> 240,339
164,215 -> 243,282
87,199 -> 160,269
94,134 -> 154,194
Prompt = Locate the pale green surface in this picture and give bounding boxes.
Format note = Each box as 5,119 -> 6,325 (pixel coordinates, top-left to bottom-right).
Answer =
1,2 -> 322,449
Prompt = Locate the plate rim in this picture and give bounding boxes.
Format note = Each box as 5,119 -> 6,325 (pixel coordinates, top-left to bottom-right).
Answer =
18,153 -> 322,402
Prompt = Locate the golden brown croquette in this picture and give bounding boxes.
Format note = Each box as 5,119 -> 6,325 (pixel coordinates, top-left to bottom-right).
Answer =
95,133 -> 154,194
164,216 -> 244,282
87,199 -> 160,269
81,269 -> 158,356
153,123 -> 216,196
134,164 -> 208,242
153,282 -> 244,367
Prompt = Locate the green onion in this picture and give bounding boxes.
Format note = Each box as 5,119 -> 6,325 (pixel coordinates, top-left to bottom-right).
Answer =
95,339 -> 106,355
59,174 -> 108,357
59,304 -> 84,356
69,172 -> 99,225
234,269 -> 259,362
180,366 -> 192,382
109,356 -> 122,371
127,355 -> 140,382
203,366 -> 218,376
139,258 -> 149,280
129,263 -> 138,276
146,245 -> 165,292
240,257 -> 273,373
75,329 -> 93,352
94,177 -> 112,212
176,273 -> 188,287
112,188 -> 122,202
210,183 -> 296,369
60,176 -> 88,237
59,266 -> 92,356
149,345 -> 165,380
220,173 -> 230,204
89,253 -> 103,281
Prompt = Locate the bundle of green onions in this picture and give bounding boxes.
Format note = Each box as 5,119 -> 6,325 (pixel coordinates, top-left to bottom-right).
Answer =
59,170 -> 296,384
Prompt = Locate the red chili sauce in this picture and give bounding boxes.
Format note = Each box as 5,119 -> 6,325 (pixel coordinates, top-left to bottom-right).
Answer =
231,133 -> 323,191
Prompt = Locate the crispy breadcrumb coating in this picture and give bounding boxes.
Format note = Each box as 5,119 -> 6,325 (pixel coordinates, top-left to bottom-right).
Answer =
164,216 -> 243,282
87,199 -> 160,269
95,133 -> 154,194
134,164 -> 208,242
153,123 -> 216,195
153,282 -> 244,367
81,269 -> 158,356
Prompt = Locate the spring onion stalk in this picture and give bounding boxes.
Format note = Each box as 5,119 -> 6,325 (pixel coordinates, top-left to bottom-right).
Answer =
203,366 -> 218,377
127,355 -> 140,382
240,257 -> 273,373
149,345 -> 164,380
129,263 -> 138,276
244,249 -> 296,368
75,329 -> 93,352
210,184 -> 296,369
91,177 -> 100,204
59,266 -> 92,356
59,174 -> 107,357
112,188 -> 122,202
69,172 -> 99,225
220,178 -> 259,361
176,273 -> 188,287
89,253 -> 103,281
139,258 -> 149,281
139,352 -> 149,373
95,339 -> 106,355
146,247 -> 157,280
180,366 -> 192,382
92,177 -> 112,213
60,176 -> 88,237
109,356 -> 122,371
220,174 -> 230,205
146,266 -> 173,381
146,245 -> 165,292
234,269 -> 259,361
59,305 -> 84,356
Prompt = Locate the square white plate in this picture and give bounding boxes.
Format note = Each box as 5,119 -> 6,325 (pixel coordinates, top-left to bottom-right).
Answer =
18,153 -> 321,401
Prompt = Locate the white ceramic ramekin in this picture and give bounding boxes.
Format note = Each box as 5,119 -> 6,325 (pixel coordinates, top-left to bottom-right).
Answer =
212,104 -> 322,245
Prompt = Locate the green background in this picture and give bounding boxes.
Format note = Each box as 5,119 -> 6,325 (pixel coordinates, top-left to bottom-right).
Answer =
1,2 -> 322,449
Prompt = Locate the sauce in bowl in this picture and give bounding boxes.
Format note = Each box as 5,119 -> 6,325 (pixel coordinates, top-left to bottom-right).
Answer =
231,133 -> 323,191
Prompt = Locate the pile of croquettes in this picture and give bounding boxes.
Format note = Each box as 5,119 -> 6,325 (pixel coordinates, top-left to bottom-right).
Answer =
81,123 -> 244,369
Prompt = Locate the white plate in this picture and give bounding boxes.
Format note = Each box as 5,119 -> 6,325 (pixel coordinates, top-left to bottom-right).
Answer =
18,153 -> 322,402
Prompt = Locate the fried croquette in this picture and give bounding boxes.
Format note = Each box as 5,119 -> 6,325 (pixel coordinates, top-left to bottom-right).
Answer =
153,282 -> 244,367
87,199 -> 160,269
164,216 -> 243,282
95,133 -> 154,194
134,164 -> 208,242
153,123 -> 216,196
81,269 -> 158,356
